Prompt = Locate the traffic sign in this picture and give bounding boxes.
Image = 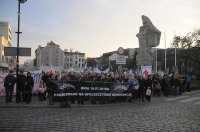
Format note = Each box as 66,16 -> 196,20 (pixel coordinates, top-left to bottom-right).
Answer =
116,58 -> 126,64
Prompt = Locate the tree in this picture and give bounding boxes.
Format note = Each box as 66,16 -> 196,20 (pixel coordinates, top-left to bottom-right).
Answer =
171,29 -> 200,76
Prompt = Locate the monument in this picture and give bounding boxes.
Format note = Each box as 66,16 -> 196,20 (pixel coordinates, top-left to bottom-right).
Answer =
136,15 -> 161,67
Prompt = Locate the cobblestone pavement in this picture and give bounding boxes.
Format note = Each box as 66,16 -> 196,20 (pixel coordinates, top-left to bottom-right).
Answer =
0,91 -> 200,132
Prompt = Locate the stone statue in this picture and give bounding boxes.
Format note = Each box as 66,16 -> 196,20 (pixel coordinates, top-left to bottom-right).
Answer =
136,15 -> 161,67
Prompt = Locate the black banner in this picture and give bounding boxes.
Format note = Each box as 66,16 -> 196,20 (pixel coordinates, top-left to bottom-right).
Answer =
54,81 -> 132,97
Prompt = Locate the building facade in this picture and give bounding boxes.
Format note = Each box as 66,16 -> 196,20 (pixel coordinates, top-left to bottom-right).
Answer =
0,21 -> 11,44
97,48 -> 137,71
0,35 -> 16,70
64,49 -> 86,68
35,41 -> 64,70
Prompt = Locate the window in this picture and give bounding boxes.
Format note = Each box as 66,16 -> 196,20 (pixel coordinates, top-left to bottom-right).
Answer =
75,61 -> 77,64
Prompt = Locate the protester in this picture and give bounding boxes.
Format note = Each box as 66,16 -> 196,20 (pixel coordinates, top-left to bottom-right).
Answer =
145,75 -> 153,101
4,70 -> 16,103
169,73 -> 174,95
181,75 -> 186,93
161,74 -> 169,97
138,75 -> 145,102
128,77 -> 139,102
152,74 -> 161,96
46,73 -> 57,105
186,74 -> 192,93
25,72 -> 34,104
173,74 -> 180,96
38,80 -> 46,101
17,70 -> 26,102
146,87 -> 151,102
179,75 -> 186,95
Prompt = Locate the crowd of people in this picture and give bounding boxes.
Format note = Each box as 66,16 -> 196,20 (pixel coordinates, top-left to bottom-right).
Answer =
4,70 -> 34,103
4,69 -> 193,105
126,73 -> 192,103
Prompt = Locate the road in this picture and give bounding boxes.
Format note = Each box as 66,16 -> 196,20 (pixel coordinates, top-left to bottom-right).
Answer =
0,91 -> 200,132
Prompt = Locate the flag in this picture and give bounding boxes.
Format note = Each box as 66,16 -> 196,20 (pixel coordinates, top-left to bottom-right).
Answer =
49,63 -> 53,74
84,63 -> 87,69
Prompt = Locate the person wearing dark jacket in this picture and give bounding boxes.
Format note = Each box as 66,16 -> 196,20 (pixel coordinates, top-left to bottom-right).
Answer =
25,72 -> 34,103
4,70 -> 16,103
17,71 -> 26,102
46,74 -> 57,105
41,71 -> 48,100
138,75 -> 145,102
145,75 -> 153,102
173,75 -> 180,96
161,74 -> 169,97
169,74 -> 174,95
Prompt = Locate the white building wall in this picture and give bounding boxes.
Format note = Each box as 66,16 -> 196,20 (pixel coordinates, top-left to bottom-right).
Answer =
0,21 -> 11,44
64,52 -> 86,68
35,41 -> 64,70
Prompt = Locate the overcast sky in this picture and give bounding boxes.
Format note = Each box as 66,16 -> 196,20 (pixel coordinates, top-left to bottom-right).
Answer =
0,0 -> 200,64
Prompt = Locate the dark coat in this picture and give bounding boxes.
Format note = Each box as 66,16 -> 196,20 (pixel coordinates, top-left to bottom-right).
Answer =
138,78 -> 146,91
18,74 -> 26,87
4,74 -> 16,88
173,78 -> 180,87
161,78 -> 168,89
46,77 -> 58,93
25,76 -> 34,89
145,78 -> 152,89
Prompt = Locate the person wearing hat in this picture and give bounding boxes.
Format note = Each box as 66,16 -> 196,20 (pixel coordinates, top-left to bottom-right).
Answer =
4,70 -> 16,103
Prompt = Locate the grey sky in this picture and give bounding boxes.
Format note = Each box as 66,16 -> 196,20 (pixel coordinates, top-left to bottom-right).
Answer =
0,0 -> 200,63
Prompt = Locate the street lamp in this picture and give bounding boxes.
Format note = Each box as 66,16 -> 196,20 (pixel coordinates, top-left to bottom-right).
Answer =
15,0 -> 27,103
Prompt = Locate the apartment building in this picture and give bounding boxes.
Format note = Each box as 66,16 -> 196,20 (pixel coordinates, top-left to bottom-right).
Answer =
35,41 -> 64,70
0,21 -> 11,44
64,49 -> 86,68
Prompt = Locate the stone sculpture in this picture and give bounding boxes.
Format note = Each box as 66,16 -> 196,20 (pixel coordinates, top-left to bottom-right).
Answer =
136,15 -> 161,67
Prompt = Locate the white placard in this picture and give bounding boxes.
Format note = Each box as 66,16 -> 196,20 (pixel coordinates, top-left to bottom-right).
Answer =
141,66 -> 152,80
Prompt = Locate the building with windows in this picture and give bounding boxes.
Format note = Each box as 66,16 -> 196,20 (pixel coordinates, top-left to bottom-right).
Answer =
35,41 -> 64,71
0,21 -> 11,44
0,35 -> 16,71
94,48 -> 166,72
64,49 -> 86,68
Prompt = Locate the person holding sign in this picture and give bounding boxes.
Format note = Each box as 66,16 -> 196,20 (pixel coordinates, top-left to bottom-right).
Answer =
145,75 -> 153,102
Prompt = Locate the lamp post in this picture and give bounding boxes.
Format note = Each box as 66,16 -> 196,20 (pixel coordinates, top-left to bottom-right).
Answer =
15,0 -> 27,103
